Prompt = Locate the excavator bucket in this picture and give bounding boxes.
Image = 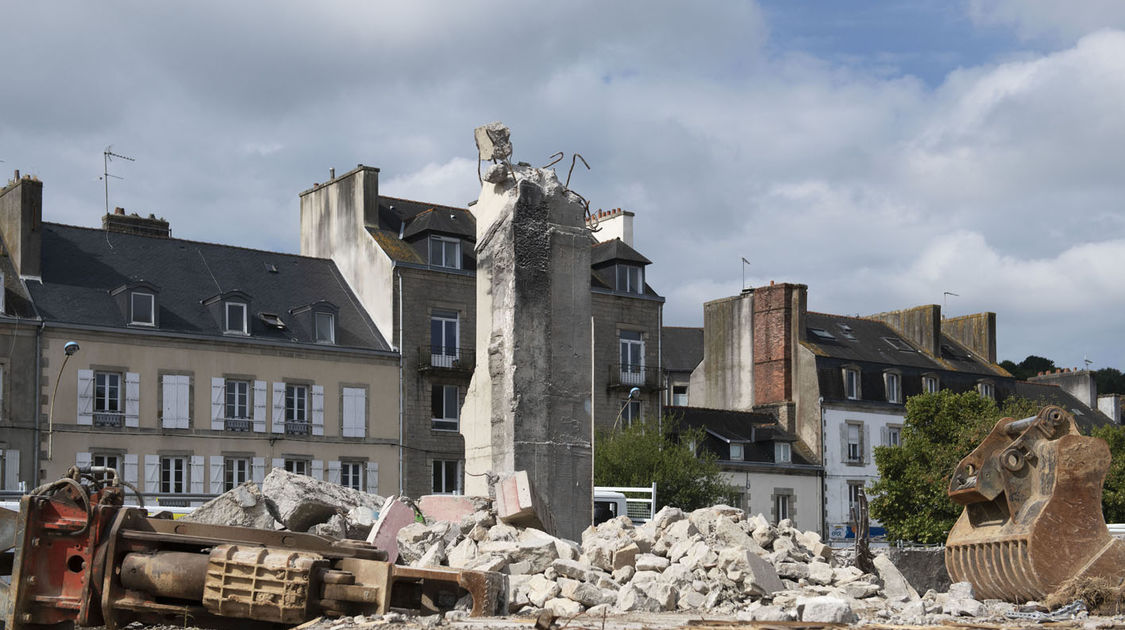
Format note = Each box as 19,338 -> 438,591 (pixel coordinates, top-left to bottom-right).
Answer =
946,405 -> 1125,602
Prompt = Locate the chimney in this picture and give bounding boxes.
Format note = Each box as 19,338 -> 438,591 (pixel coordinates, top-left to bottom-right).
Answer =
941,312 -> 998,364
102,208 -> 171,238
587,207 -> 635,247
1099,395 -> 1123,424
866,305 -> 942,358
752,282 -> 807,405
1030,369 -> 1097,408
0,170 -> 43,278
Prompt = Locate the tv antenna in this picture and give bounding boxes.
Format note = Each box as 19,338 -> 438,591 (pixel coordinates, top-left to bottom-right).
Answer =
1084,355 -> 1093,369
101,147 -> 135,215
741,257 -> 751,291
943,291 -> 959,313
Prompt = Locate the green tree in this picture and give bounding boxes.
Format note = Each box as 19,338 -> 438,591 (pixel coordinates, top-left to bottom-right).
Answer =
1092,424 -> 1125,523
868,391 -> 1039,543
594,417 -> 735,511
1000,355 -> 1057,380
1094,367 -> 1125,395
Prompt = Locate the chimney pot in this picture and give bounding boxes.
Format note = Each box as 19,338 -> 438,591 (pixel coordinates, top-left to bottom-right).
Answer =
115,207 -> 125,215
330,168 -> 335,179
13,170 -> 19,180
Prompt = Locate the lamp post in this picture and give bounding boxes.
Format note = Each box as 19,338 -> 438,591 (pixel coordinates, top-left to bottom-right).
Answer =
611,386 -> 641,431
46,341 -> 80,461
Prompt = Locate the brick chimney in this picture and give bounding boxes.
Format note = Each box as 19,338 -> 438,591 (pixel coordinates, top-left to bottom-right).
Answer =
752,282 -> 807,405
102,207 -> 170,238
941,312 -> 997,364
587,208 -> 634,247
0,171 -> 43,279
866,305 -> 942,358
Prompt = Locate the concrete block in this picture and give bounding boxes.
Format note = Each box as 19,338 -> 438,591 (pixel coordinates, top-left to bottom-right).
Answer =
495,471 -> 555,533
366,496 -> 418,564
417,494 -> 491,524
797,596 -> 858,623
612,542 -> 639,571
874,553 -> 920,601
543,597 -> 583,617
262,468 -> 385,532
181,481 -> 277,530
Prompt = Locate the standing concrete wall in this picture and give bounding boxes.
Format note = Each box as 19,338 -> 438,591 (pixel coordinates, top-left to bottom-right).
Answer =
462,166 -> 592,541
688,292 -> 754,410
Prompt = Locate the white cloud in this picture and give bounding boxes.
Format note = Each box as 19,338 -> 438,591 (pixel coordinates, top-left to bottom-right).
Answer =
381,158 -> 480,208
967,0 -> 1125,44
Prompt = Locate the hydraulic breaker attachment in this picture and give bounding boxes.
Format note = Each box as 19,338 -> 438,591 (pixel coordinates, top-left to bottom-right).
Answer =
1,467 -> 506,630
946,405 -> 1125,602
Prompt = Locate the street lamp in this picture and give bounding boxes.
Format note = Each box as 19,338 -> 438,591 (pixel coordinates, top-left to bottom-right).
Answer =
612,387 -> 642,431
47,341 -> 80,461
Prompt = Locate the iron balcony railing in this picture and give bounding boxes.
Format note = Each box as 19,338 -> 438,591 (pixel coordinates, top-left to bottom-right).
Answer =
285,421 -> 310,436
93,412 -> 124,427
607,363 -> 660,390
225,418 -> 252,432
418,346 -> 475,373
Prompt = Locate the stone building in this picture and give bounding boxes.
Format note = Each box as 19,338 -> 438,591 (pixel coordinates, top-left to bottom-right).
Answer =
11,179 -> 399,504
300,168 -> 664,499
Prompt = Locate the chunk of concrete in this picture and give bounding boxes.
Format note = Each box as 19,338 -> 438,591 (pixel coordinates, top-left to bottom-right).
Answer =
543,597 -> 583,617
262,468 -> 385,532
874,553 -> 920,601
181,481 -> 277,529
495,471 -> 556,534
474,122 -> 513,161
797,596 -> 858,623
366,496 -> 418,563
417,494 -> 492,524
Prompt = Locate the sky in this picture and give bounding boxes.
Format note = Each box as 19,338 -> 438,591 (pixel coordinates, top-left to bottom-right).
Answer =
2,1 -> 1123,370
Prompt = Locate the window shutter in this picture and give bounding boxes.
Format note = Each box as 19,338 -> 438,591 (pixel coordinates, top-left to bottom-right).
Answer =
353,388 -> 366,437
880,426 -> 888,447
211,378 -> 225,430
162,375 -> 178,428
252,457 -> 265,483
862,425 -> 871,465
190,456 -> 204,494
124,372 -> 140,428
177,375 -> 191,428
366,461 -> 379,494
123,454 -> 138,485
3,449 -> 18,491
311,385 -> 325,436
209,456 -> 224,494
272,383 -> 285,433
271,458 -> 284,473
839,423 -> 848,463
144,455 -> 159,494
252,380 -> 267,432
311,459 -> 324,481
328,460 -> 341,485
75,451 -> 92,469
342,388 -> 363,437
77,369 -> 94,425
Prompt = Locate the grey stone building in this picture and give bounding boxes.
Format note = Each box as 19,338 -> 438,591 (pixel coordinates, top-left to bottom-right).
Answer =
300,168 -> 664,499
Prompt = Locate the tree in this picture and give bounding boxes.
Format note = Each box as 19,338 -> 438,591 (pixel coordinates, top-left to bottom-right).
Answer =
594,417 -> 735,511
868,391 -> 1039,543
1094,367 -> 1125,396
999,355 -> 1057,380
1092,424 -> 1125,523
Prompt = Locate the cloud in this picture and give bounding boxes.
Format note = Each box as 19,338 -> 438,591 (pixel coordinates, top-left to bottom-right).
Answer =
967,0 -> 1125,44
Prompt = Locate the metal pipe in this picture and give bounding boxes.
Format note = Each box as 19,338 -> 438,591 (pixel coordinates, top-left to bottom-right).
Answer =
120,551 -> 209,601
1004,415 -> 1039,437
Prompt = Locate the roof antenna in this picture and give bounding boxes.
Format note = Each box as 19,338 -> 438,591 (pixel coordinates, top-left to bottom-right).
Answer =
101,146 -> 135,216
741,257 -> 751,291
1084,355 -> 1093,370
943,291 -> 959,315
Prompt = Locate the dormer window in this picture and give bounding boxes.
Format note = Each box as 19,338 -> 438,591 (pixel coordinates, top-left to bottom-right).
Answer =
775,442 -> 792,463
429,236 -> 461,269
843,367 -> 861,400
978,381 -> 995,400
730,443 -> 744,461
615,264 -> 643,294
130,292 -> 154,325
315,312 -> 336,344
225,302 -> 248,334
922,374 -> 940,394
884,371 -> 902,404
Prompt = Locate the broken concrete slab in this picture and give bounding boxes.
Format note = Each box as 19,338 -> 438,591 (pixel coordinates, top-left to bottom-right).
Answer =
494,470 -> 555,534
261,468 -> 385,532
366,496 -> 418,564
180,481 -> 277,529
417,494 -> 492,524
874,553 -> 920,601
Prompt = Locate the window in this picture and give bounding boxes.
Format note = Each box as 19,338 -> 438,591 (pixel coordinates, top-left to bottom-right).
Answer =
315,312 -> 335,344
886,425 -> 902,447
615,264 -> 643,294
884,372 -> 901,404
846,422 -> 863,463
225,380 -> 250,420
978,381 -> 995,400
773,493 -> 792,524
775,442 -> 792,463
225,302 -> 247,334
224,457 -> 250,491
160,456 -> 187,494
620,399 -> 641,425
672,385 -> 688,406
285,385 -> 309,434
94,371 -> 123,422
429,236 -> 461,269
130,292 -> 154,325
93,453 -> 120,472
843,367 -> 861,400
848,481 -> 866,521
922,375 -> 939,394
619,330 -> 645,385
430,311 -> 459,367
809,328 -> 835,340
729,443 -> 744,461
284,459 -> 309,476
431,385 -> 459,431
340,461 -> 363,490
883,337 -> 913,352
432,460 -> 462,494
341,387 -> 366,438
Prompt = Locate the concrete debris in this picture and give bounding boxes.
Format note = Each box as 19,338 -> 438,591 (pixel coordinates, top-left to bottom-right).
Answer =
367,496 -> 419,563
180,481 -> 277,529
261,468 -> 385,532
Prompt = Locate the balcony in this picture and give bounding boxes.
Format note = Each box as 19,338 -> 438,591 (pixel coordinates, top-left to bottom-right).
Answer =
607,364 -> 661,391
93,412 -> 124,427
225,418 -> 252,432
285,421 -> 310,436
418,346 -> 475,375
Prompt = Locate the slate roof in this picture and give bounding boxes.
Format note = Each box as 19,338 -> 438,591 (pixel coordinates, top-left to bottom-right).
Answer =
29,223 -> 392,351
663,327 -> 703,373
1013,381 -> 1112,431
590,239 -> 652,266
401,207 -> 475,240
666,406 -> 815,466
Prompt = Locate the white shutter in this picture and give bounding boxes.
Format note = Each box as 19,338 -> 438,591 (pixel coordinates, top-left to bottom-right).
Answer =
311,459 -> 323,481
880,426 -> 888,447
252,380 -> 267,433
75,451 -> 92,469
123,454 -> 138,485
342,387 -> 365,438
144,455 -> 159,494
190,456 -> 204,494
311,385 -> 325,436
271,457 -> 284,472
862,425 -> 871,465
3,450 -> 18,491
839,423 -> 848,463
328,460 -> 341,485
252,457 -> 265,483
124,372 -> 140,428
211,378 -> 225,431
177,375 -> 190,429
366,461 -> 379,493
272,383 -> 285,433
162,375 -> 176,428
77,369 -> 94,425
209,456 -> 224,494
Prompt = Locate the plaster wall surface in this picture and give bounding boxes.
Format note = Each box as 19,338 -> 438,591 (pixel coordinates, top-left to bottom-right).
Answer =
821,405 -> 905,538
0,320 -> 40,489
941,312 -> 997,364
689,292 -> 754,410
0,178 -> 42,278
867,305 -> 941,356
1030,369 -> 1097,408
722,467 -> 821,533
590,211 -> 634,247
1099,395 -> 1123,424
